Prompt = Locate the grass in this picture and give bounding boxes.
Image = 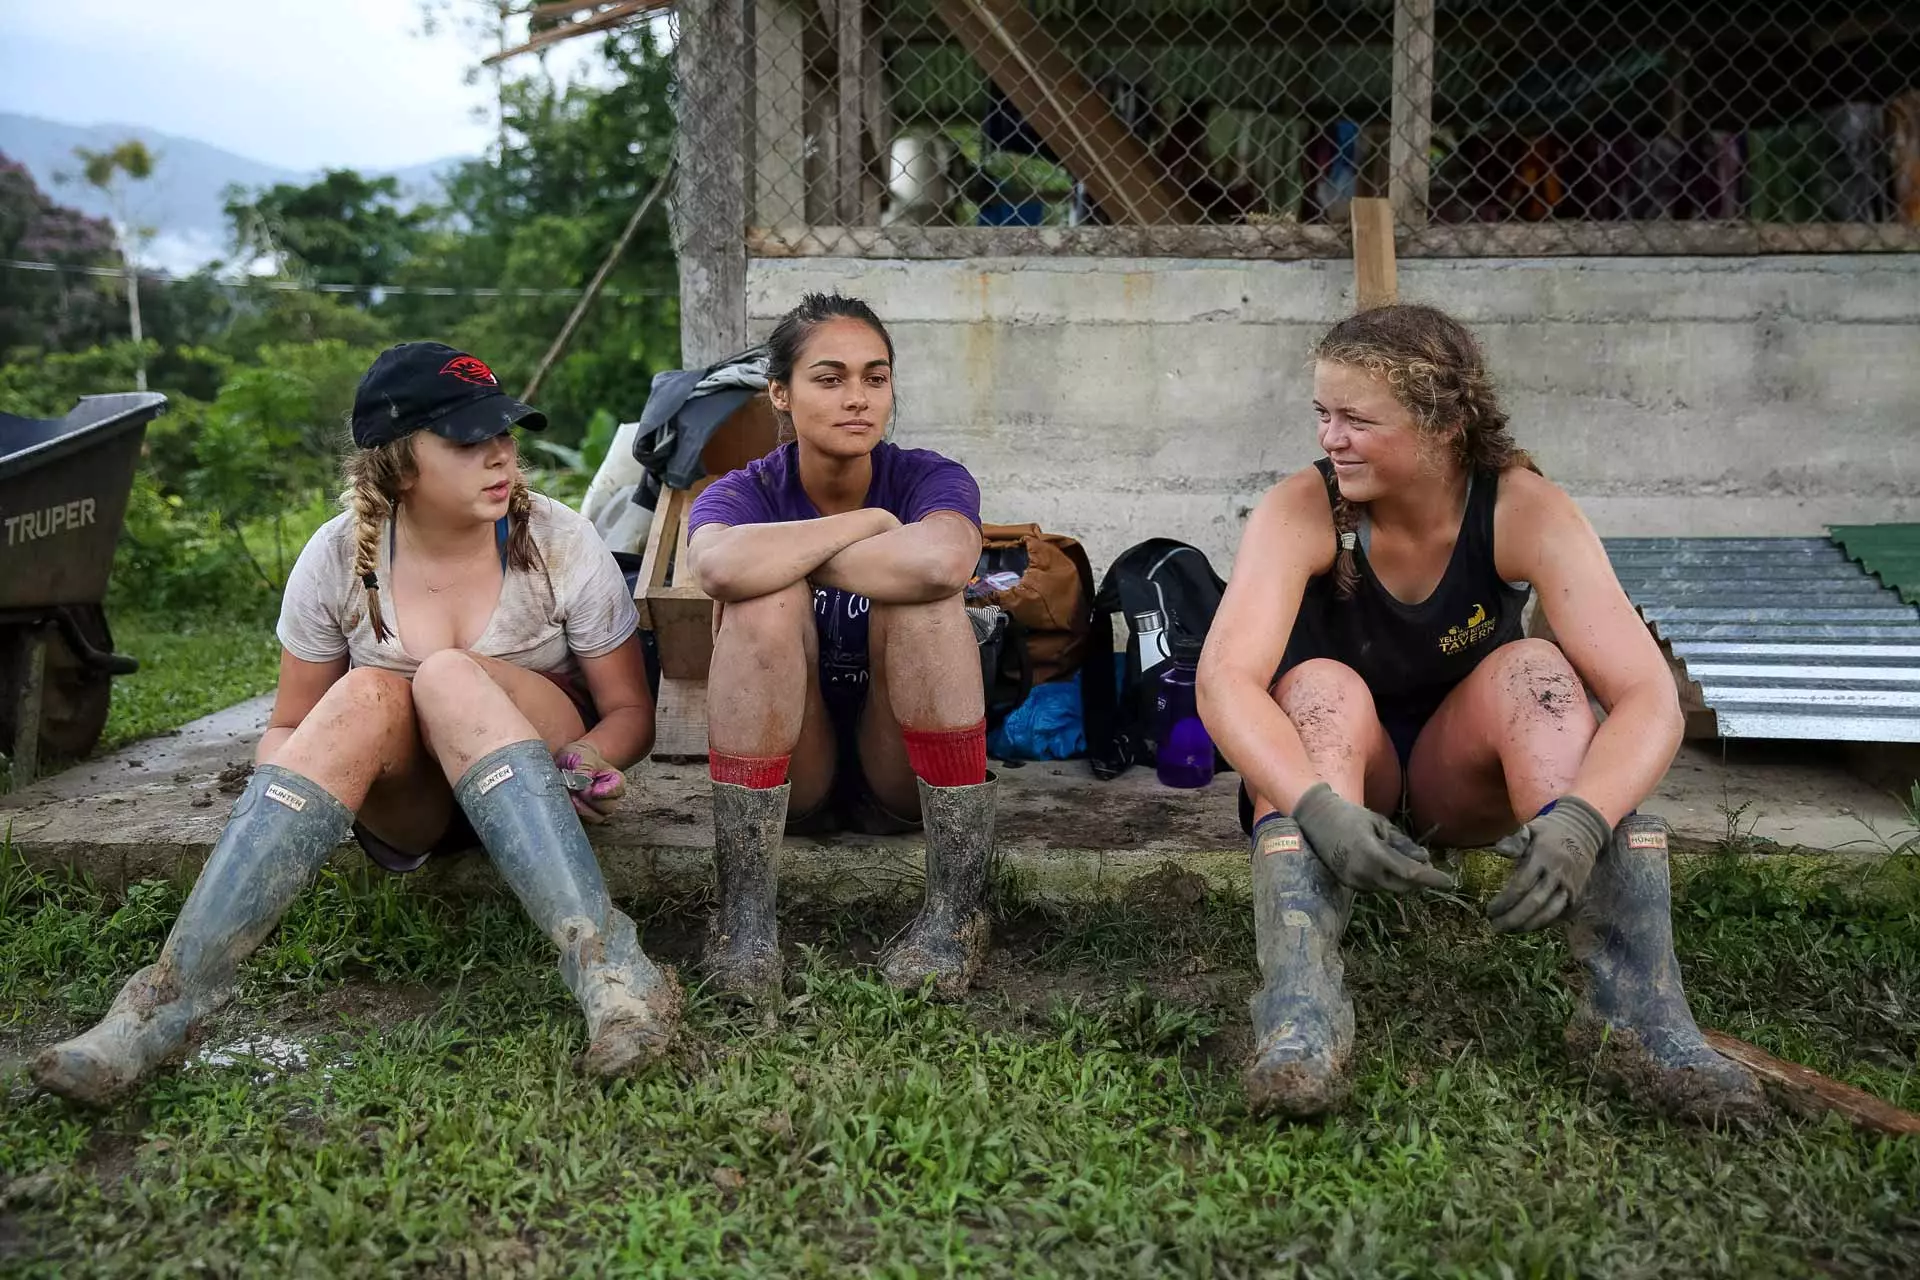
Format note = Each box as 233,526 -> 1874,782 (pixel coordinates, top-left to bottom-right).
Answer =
98,610 -> 281,755
1,845 -> 1916,1278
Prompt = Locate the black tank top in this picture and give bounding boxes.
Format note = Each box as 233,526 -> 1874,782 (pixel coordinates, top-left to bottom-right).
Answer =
1280,459 -> 1530,727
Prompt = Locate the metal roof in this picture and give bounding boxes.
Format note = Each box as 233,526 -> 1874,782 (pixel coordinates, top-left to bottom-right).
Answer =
1605,537 -> 1920,743
1829,523 -> 1920,607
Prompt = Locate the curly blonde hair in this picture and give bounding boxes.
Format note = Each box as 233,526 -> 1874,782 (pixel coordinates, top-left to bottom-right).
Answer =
1313,304 -> 1536,597
340,436 -> 543,643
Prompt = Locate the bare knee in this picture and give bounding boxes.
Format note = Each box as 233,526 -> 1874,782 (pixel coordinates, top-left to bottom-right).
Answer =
313,667 -> 414,732
1484,639 -> 1597,737
716,582 -> 815,657
409,648 -> 495,717
1275,659 -> 1378,760
870,592 -> 965,641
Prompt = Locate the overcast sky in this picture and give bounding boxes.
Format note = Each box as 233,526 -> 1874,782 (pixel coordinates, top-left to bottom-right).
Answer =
0,0 -> 606,170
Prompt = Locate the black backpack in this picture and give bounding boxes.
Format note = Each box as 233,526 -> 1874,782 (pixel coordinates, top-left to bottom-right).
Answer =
1081,539 -> 1227,780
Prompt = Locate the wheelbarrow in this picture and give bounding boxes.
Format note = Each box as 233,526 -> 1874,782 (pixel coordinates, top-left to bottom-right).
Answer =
0,392 -> 168,783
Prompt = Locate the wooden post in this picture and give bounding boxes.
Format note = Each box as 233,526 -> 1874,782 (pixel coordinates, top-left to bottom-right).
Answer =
667,0 -> 749,755
1351,197 -> 1397,310
835,0 -> 868,225
1389,0 -> 1435,226
9,628 -> 47,787
752,0 -> 809,229
673,0 -> 749,366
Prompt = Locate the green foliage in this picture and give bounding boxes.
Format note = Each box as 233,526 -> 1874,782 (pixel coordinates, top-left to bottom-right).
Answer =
75,140 -> 154,190
224,169 -> 429,288
0,340 -> 158,417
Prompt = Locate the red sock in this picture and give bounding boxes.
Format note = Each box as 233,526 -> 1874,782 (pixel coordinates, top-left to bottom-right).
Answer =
709,751 -> 790,789
902,720 -> 987,788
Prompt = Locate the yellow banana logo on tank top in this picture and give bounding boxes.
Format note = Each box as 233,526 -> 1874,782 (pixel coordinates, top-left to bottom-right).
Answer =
1438,602 -> 1497,655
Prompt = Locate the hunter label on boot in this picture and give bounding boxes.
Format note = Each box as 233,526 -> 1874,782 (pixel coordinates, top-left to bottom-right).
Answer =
1627,828 -> 1667,851
1265,831 -> 1302,854
477,764 -> 515,795
264,783 -> 308,812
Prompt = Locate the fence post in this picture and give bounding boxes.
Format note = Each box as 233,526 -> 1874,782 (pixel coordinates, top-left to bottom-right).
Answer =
1351,197 -> 1397,310
835,0 -> 870,225
1389,0 -> 1436,226
673,0 -> 749,365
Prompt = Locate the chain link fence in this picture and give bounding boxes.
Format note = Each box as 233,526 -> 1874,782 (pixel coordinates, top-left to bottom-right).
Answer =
725,0 -> 1920,256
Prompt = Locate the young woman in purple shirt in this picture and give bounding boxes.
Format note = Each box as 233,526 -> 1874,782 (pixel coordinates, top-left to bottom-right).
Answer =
687,294 -> 994,1003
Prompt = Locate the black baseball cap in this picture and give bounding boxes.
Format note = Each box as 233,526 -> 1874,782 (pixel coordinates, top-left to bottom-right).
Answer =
350,342 -> 547,449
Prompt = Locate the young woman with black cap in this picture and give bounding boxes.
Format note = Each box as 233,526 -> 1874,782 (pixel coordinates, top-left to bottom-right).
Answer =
34,343 -> 678,1105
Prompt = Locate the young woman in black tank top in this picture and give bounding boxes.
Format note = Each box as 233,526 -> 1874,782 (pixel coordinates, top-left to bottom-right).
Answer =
1198,306 -> 1763,1127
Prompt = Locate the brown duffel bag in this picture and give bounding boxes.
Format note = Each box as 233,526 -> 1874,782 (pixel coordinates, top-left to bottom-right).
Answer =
973,522 -> 1096,685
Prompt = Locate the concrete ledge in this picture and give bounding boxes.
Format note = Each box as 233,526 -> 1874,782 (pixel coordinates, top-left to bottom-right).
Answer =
4,697 -> 1911,902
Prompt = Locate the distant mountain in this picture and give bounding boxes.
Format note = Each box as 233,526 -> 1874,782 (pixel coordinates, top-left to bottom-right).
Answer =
0,113 -> 469,274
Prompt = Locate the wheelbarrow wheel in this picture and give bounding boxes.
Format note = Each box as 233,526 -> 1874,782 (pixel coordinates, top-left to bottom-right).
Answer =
0,606 -> 117,767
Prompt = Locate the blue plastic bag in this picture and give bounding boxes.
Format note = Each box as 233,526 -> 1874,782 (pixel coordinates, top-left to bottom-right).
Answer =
988,674 -> 1087,761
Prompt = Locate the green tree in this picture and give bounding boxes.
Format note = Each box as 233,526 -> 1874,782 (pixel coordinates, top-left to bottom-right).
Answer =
224,169 -> 429,290
393,24 -> 680,443
0,152 -> 121,358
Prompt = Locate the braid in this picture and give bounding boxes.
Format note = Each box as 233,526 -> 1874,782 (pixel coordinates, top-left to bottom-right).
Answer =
1329,490 -> 1363,599
339,437 -> 415,645
505,471 -> 554,607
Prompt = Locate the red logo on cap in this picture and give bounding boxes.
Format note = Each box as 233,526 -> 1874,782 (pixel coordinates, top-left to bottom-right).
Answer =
440,355 -> 498,386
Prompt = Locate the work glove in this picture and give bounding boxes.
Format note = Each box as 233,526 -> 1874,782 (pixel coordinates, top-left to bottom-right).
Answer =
1291,781 -> 1452,894
556,740 -> 626,825
1486,795 -> 1612,933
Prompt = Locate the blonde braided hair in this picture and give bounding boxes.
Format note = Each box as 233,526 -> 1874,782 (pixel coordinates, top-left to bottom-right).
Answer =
1313,304 -> 1538,598
341,435 -> 545,644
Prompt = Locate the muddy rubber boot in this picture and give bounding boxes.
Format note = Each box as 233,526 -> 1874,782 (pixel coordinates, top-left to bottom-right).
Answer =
880,776 -> 995,1000
703,781 -> 788,1002
1243,815 -> 1358,1119
1563,813 -> 1768,1123
33,765 -> 352,1105
455,740 -> 680,1077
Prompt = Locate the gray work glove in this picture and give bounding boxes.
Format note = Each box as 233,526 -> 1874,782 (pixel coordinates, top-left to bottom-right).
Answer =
1291,781 -> 1452,894
1487,795 -> 1612,933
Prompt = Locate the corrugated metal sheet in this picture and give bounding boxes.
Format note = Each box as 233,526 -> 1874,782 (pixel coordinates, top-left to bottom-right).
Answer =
1828,523 -> 1920,606
1605,537 -> 1920,743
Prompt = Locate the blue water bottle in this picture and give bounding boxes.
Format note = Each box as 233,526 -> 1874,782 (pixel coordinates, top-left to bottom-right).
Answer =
1154,636 -> 1215,789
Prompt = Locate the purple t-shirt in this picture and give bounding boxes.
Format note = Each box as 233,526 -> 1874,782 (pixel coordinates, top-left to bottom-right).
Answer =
689,441 -> 982,698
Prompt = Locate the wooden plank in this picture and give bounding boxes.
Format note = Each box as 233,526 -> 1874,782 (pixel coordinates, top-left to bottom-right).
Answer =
1389,0 -> 1435,226
673,0 -> 749,366
651,677 -> 711,762
1705,1031 -> 1920,1137
931,0 -> 1200,226
483,0 -> 663,65
1351,197 -> 1397,310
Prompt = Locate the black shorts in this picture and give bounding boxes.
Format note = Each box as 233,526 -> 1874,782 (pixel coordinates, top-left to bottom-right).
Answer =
785,668 -> 920,837
354,812 -> 479,874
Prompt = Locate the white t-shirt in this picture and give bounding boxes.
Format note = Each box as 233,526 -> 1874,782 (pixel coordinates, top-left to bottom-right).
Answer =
276,492 -> 639,678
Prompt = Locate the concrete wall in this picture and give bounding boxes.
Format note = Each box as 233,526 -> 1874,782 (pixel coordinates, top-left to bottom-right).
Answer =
746,255 -> 1920,574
